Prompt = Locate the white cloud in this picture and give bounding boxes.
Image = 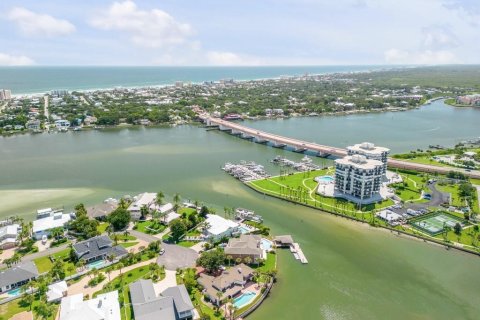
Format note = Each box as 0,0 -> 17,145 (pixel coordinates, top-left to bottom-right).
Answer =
422,25 -> 460,50
90,0 -> 193,48
7,7 -> 76,37
206,51 -> 261,66
0,53 -> 35,66
384,48 -> 458,64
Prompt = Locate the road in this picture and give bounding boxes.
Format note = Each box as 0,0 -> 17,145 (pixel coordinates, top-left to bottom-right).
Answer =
207,117 -> 480,179
129,229 -> 159,243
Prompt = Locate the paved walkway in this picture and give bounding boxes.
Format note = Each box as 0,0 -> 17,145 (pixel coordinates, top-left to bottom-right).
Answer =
190,241 -> 206,253
153,270 -> 177,295
67,258 -> 157,297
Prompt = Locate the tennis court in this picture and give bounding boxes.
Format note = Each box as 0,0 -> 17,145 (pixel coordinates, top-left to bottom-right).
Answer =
411,213 -> 463,235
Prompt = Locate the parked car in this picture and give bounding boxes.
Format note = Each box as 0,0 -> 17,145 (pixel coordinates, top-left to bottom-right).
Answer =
159,248 -> 165,255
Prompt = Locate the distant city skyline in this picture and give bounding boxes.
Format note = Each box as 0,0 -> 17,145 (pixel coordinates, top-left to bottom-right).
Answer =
0,0 -> 479,66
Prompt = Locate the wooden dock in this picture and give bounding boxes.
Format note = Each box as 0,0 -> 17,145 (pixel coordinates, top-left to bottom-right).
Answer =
274,234 -> 308,264
290,243 -> 308,264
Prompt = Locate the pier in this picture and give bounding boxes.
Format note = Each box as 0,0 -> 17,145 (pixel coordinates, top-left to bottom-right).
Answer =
204,116 -> 480,179
274,235 -> 308,264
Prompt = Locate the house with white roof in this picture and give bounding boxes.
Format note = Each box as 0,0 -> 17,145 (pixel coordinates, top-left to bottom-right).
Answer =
0,223 -> 20,249
59,291 -> 120,320
149,202 -> 180,224
127,192 -> 157,220
203,214 -> 239,240
32,212 -> 72,240
47,280 -> 68,303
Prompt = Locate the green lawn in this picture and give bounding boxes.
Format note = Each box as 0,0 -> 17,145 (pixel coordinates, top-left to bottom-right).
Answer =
178,207 -> 197,217
403,156 -> 452,168
120,242 -> 139,248
111,234 -> 137,242
0,299 -> 59,320
33,248 -> 76,275
248,169 -> 393,216
252,252 -> 276,273
135,220 -> 166,234
192,289 -> 223,320
97,222 -> 109,234
470,178 -> 480,186
391,172 -> 430,203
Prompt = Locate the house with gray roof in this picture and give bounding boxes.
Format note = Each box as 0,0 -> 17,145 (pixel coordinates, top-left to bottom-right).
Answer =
225,234 -> 263,262
0,261 -> 39,293
72,235 -> 127,263
129,279 -> 194,320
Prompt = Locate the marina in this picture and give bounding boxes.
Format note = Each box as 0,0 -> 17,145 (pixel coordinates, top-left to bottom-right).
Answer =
222,161 -> 270,182
271,155 -> 322,171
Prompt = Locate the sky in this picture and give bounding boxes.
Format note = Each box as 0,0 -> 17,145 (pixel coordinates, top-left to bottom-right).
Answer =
0,0 -> 479,66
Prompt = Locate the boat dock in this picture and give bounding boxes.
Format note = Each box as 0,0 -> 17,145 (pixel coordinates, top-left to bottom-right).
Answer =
273,235 -> 308,264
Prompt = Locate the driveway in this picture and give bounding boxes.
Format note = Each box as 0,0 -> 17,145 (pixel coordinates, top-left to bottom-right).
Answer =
406,182 -> 449,211
153,270 -> 177,295
156,243 -> 198,271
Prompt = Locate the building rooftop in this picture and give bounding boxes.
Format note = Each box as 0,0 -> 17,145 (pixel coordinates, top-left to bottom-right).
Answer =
347,142 -> 390,155
204,214 -> 239,236
32,213 -> 71,233
128,192 -> 157,212
0,261 -> 38,289
72,235 -> 127,261
87,201 -> 118,219
60,291 -> 120,320
335,155 -> 383,170
47,280 -> 68,302
225,234 -> 263,257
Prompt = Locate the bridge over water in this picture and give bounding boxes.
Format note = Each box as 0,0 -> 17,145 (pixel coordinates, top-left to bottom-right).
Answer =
205,117 -> 480,179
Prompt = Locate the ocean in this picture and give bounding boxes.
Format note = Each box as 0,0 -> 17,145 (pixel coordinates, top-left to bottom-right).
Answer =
0,65 -> 387,95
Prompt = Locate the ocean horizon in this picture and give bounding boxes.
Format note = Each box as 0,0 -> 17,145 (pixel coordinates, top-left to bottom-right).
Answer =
0,65 -> 393,95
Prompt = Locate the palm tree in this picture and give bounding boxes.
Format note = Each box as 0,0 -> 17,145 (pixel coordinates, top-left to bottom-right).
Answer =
244,256 -> 253,265
215,291 -> 223,308
106,268 -> 112,282
77,259 -> 86,271
173,193 -> 181,208
235,257 -> 242,265
123,229 -> 130,241
156,191 -> 165,206
113,234 -> 119,245
226,255 -> 233,266
106,224 -> 113,236
117,262 -> 124,275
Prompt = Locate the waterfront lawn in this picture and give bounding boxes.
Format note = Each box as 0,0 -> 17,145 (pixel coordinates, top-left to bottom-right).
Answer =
135,220 -> 166,234
178,207 -> 197,218
434,226 -> 479,248
253,252 -> 276,273
249,170 -> 393,216
33,248 -> 75,275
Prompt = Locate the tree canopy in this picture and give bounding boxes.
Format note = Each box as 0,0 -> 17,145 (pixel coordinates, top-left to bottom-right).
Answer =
196,249 -> 226,273
108,207 -> 131,231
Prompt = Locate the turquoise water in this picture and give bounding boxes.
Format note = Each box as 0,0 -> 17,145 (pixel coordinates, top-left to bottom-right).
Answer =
88,260 -> 106,270
234,291 -> 256,308
317,176 -> 335,183
8,288 -> 21,297
0,66 -> 386,95
261,238 -> 273,251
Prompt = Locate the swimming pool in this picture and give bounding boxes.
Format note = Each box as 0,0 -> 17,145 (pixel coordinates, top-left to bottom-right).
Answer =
261,238 -> 273,251
88,260 -> 106,270
8,288 -> 22,297
315,175 -> 334,184
233,291 -> 256,308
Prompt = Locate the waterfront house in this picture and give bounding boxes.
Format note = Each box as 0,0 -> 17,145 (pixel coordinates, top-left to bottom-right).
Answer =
0,223 -> 20,249
202,214 -> 239,240
59,291 -> 120,320
0,261 -> 39,293
72,235 -> 127,263
47,280 -> 68,303
149,202 -> 180,224
32,212 -> 73,240
87,200 -> 118,220
26,120 -> 41,131
197,263 -> 254,305
127,192 -> 157,220
225,234 -> 263,262
54,119 -> 70,129
129,279 -> 195,320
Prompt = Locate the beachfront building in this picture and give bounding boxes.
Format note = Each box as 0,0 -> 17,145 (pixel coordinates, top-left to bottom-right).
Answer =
0,224 -> 20,249
225,234 -> 264,262
198,263 -> 254,306
59,291 -> 120,320
32,212 -> 73,240
334,154 -> 384,204
347,142 -> 390,175
54,119 -> 70,129
127,192 -> 157,220
129,279 -> 195,320
72,235 -> 127,263
0,261 -> 39,293
0,89 -> 12,101
202,214 -> 239,241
